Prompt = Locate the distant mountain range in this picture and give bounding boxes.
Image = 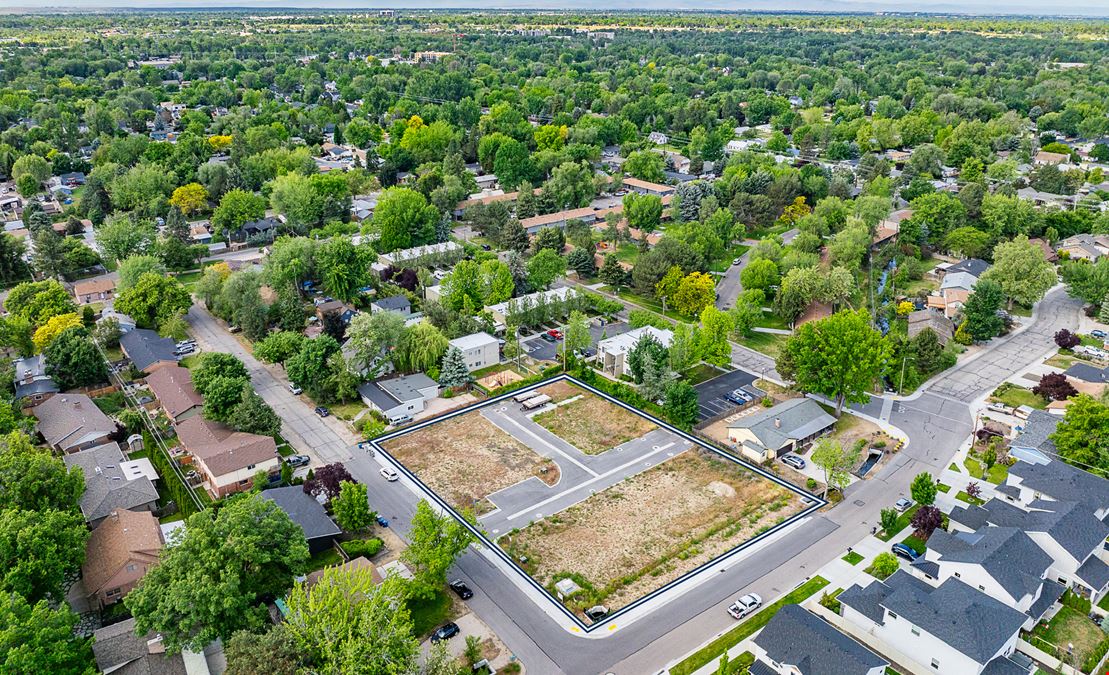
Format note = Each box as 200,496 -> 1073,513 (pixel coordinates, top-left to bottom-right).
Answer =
1,1 -> 1106,18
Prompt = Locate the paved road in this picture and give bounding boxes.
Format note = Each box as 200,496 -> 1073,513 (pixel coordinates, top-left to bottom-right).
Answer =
715,229 -> 798,311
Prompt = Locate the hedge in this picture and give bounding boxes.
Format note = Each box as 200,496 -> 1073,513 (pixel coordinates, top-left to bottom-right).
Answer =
142,430 -> 205,517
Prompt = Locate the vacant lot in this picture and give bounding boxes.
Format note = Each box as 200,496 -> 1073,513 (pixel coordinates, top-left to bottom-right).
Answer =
532,384 -> 656,455
501,449 -> 804,618
382,415 -> 558,513
535,379 -> 582,402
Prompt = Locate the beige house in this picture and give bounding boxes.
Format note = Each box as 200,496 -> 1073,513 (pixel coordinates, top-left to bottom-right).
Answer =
72,272 -> 118,305
727,398 -> 837,463
82,509 -> 164,609
145,365 -> 203,422
175,417 -> 280,498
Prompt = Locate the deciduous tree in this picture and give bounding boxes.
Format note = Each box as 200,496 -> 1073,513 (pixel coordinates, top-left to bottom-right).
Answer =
401,500 -> 475,600
0,592 -> 92,674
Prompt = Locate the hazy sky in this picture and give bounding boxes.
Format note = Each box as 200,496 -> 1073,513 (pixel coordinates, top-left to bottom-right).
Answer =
2,0 -> 1107,17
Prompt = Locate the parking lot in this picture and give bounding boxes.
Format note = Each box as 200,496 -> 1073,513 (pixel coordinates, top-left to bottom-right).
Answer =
693,368 -> 761,421
523,320 -> 630,362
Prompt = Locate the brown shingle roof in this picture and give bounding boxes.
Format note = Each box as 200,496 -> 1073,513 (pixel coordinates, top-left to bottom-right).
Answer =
145,366 -> 202,420
82,509 -> 163,595
32,394 -> 116,451
73,272 -> 118,298
174,416 -> 277,476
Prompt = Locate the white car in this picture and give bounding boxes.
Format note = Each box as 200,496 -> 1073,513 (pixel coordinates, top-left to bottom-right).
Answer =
727,593 -> 762,619
288,383 -> 303,395
986,402 -> 1010,414
380,467 -> 399,482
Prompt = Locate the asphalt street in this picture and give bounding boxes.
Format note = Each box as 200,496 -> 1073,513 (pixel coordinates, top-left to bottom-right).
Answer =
181,280 -> 1081,675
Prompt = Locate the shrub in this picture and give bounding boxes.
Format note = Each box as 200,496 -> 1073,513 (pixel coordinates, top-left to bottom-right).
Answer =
805,478 -> 818,490
1060,589 -> 1092,614
819,591 -> 841,614
340,538 -> 383,559
868,552 -> 900,580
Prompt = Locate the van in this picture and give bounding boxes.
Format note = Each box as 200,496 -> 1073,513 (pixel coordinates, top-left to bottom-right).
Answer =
388,413 -> 412,426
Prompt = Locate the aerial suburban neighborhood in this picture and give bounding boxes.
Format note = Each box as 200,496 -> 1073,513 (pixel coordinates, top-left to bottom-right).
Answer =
0,6 -> 1108,675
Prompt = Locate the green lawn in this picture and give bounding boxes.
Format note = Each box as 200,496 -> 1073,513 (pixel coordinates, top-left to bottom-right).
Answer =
902,535 -> 927,555
682,363 -> 724,386
877,505 -> 920,542
955,490 -> 985,505
613,242 -> 640,265
329,400 -> 367,421
179,354 -> 202,370
949,462 -> 960,473
407,589 -> 453,638
173,270 -> 203,289
306,547 -> 343,572
964,456 -> 1009,484
752,310 -> 790,331
842,551 -> 864,566
608,287 -> 692,324
1028,605 -> 1109,671
668,576 -> 830,675
989,383 -> 1047,411
936,482 -> 951,493
734,330 -> 789,358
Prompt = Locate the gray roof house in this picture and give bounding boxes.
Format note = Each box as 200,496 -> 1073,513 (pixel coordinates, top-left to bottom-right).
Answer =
750,604 -> 887,675
1008,410 -> 1061,463
912,526 -> 1063,628
906,309 -> 954,346
945,258 -> 990,278
369,294 -> 412,317
12,354 -> 58,407
261,486 -> 341,555
1063,362 -> 1109,384
120,328 -> 178,373
63,442 -> 160,527
838,571 -> 1027,675
726,398 -> 836,463
32,393 -> 117,453
358,373 -> 439,423
92,618 -> 187,675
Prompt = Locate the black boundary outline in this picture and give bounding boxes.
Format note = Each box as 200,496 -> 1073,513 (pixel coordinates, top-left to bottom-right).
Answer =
369,373 -> 827,633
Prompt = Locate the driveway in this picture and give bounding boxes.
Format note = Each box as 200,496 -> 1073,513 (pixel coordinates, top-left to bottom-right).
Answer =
715,229 -> 798,311
522,320 -> 630,363
693,368 -> 760,421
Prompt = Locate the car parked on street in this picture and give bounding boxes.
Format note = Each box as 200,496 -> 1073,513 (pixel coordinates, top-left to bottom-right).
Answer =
380,467 -> 399,482
894,497 -> 914,512
375,515 -> 389,528
430,622 -> 460,643
727,593 -> 762,619
1091,329 -> 1107,340
891,543 -> 919,561
286,455 -> 310,468
449,580 -> 473,599
781,454 -> 806,470
288,383 -> 303,395
314,406 -> 330,417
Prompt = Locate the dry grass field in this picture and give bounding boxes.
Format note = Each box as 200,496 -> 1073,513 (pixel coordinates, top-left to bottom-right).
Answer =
500,448 -> 804,618
532,383 -> 657,455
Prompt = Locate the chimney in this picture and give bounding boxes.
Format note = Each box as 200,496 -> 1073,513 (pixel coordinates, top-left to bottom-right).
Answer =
774,417 -> 781,429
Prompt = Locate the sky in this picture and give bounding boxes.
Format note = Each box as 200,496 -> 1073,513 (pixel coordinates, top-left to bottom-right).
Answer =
0,0 -> 1106,17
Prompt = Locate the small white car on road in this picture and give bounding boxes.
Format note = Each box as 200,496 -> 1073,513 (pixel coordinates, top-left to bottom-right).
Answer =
380,467 -> 399,482
727,593 -> 762,619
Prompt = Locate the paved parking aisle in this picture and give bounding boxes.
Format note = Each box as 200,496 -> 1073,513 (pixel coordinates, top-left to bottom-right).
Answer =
693,368 -> 760,421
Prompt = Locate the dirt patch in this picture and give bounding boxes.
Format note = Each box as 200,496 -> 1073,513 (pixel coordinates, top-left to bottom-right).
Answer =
382,415 -> 559,512
477,368 -> 524,390
532,384 -> 657,455
536,379 -> 581,402
501,448 -> 805,618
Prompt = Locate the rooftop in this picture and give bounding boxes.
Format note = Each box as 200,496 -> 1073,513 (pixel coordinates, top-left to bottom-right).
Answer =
752,604 -> 887,674
175,416 -> 277,477
82,508 -> 163,594
727,398 -> 836,451
63,442 -> 160,523
145,365 -> 203,420
925,527 -> 1052,601
598,325 -> 673,355
261,486 -> 341,542
32,393 -> 116,451
120,329 -> 177,372
1010,410 -> 1061,455
449,331 -> 498,351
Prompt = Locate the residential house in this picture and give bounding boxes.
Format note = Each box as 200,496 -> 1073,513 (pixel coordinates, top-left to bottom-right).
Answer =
12,354 -> 58,408
486,286 -> 578,330
369,294 -> 412,317
1008,410 -> 1062,462
82,509 -> 164,608
377,241 -> 462,268
597,326 -> 673,378
1016,187 -> 1076,210
145,365 -> 203,422
448,332 -> 500,372
930,258 -> 989,318
837,571 -> 1028,675
315,299 -> 358,325
647,131 -> 668,145
906,309 -> 954,346
453,189 -> 524,219
1062,362 -> 1109,385
261,486 -> 342,555
351,194 -> 379,222
1056,233 -> 1109,262
63,441 -> 159,527
1033,150 -> 1070,166
622,176 -> 676,196
750,604 -> 887,675
519,206 -> 597,235
92,618 -> 187,675
189,220 -> 212,244
72,271 -> 118,305
726,398 -> 837,463
120,328 -> 178,373
175,417 -> 280,499
33,393 -> 117,453
357,373 -> 439,423
910,526 -> 1065,630
1029,238 -> 1058,263
235,216 -> 280,241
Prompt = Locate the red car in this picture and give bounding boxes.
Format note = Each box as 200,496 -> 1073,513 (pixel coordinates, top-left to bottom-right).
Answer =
546,329 -> 564,340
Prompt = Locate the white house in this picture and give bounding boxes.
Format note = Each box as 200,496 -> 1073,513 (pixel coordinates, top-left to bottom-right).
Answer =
838,571 -> 1028,675
448,332 -> 499,372
357,373 -> 439,424
485,286 -> 578,330
596,326 -> 672,378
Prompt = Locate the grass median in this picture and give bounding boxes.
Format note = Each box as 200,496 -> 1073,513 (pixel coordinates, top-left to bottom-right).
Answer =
668,576 -> 829,675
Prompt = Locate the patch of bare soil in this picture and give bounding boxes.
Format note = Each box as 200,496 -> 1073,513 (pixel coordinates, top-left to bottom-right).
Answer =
536,379 -> 581,402
533,385 -> 657,455
501,449 -> 804,617
382,414 -> 559,511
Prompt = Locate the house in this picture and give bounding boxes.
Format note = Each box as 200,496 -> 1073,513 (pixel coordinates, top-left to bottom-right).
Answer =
1056,233 -> 1109,262
145,365 -> 203,422
486,286 -> 578,330
906,309 -> 954,346
357,373 -> 439,422
351,195 -> 379,222
519,206 -> 597,235
1062,362 -> 1109,384
837,571 -> 1028,675
453,189 -> 523,218
261,486 -> 342,555
647,131 -> 668,145
235,216 -> 281,241
369,294 -> 412,317
63,442 -> 159,526
189,220 -> 212,244
1029,238 -> 1058,263
448,331 -> 500,372
12,354 -> 58,407
726,398 -> 836,463
72,271 -> 118,305
622,176 -> 676,196
33,393 -> 117,453
750,604 -> 887,675
174,417 -> 280,498
377,241 -> 462,268
941,258 -> 990,284
315,299 -> 358,325
82,509 -> 164,608
92,618 -> 187,675
597,326 -> 673,378
120,328 -> 178,373
910,526 -> 1065,630
1008,410 -> 1061,462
